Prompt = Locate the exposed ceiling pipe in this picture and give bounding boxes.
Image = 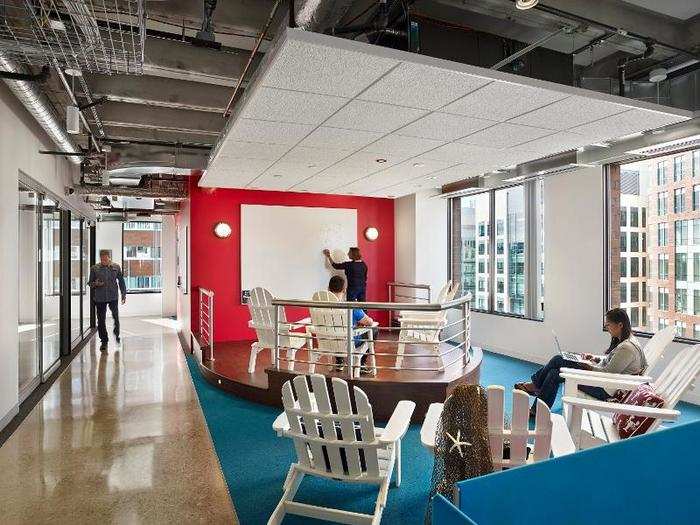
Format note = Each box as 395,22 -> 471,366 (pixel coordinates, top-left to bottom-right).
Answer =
296,0 -> 357,32
0,53 -> 82,165
491,26 -> 572,70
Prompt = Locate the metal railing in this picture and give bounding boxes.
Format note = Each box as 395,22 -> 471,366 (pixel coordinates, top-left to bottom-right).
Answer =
199,287 -> 215,360
267,293 -> 472,380
387,281 -> 431,325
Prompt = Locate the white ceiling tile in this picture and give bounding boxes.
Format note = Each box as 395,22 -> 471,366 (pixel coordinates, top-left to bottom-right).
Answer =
261,38 -> 399,98
300,126 -> 383,150
509,95 -> 630,130
226,118 -> 314,145
513,131 -> 589,155
324,100 -> 426,133
279,146 -> 353,168
217,141 -> 289,161
396,113 -> 496,141
240,87 -> 348,125
363,134 -> 445,158
457,123 -> 555,148
442,81 -> 569,121
358,62 -> 492,110
568,108 -> 689,142
428,164 -> 484,184
291,175 -> 347,193
419,142 -> 501,164
203,158 -> 275,187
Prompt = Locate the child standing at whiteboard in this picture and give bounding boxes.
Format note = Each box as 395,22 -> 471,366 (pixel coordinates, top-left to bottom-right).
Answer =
323,247 -> 368,301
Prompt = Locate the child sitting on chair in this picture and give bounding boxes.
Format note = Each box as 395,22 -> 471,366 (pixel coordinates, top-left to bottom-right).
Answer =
328,275 -> 376,375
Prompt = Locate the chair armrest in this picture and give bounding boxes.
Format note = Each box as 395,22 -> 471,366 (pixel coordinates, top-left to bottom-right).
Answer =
549,414 -> 576,457
560,372 -> 647,391
379,400 -> 416,444
562,396 -> 680,421
560,367 -> 652,383
272,412 -> 290,436
420,403 -> 444,451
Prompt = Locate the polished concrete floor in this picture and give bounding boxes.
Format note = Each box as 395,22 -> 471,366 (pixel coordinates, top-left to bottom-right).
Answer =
0,317 -> 237,524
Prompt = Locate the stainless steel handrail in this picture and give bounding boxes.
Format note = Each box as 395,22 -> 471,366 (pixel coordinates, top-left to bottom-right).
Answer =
271,293 -> 470,311
199,287 -> 215,361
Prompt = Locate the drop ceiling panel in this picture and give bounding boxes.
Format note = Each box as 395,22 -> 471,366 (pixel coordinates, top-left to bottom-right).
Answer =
324,100 -> 427,133
241,87 -> 349,125
260,38 -> 399,98
202,28 -> 691,195
509,96 -> 630,130
457,123 -> 555,148
358,62 -> 492,110
299,126 -> 383,150
442,81 -> 569,121
397,113 -> 496,142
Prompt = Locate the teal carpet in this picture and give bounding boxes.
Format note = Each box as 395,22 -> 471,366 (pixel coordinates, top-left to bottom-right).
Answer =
185,351 -> 700,525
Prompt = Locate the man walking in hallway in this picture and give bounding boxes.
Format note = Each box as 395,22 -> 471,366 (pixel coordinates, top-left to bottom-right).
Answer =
89,249 -> 126,350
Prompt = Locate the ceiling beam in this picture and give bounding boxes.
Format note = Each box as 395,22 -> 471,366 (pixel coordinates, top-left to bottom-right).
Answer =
100,125 -> 217,147
90,102 -> 225,135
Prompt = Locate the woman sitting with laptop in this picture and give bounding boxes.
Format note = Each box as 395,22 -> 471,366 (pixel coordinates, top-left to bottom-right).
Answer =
515,308 -> 646,413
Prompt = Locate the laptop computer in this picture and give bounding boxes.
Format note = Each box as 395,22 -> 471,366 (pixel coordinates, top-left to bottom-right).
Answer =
552,330 -> 588,363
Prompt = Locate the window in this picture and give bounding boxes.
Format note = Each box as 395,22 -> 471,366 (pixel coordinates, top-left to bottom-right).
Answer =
695,151 -> 700,177
620,233 -> 628,252
643,283 -> 647,302
674,188 -> 685,213
620,206 -> 627,227
630,232 -> 639,252
630,282 -> 639,302
630,257 -> 639,277
641,232 -> 646,252
695,324 -> 700,339
693,219 -> 700,245
478,260 -> 485,273
676,253 -> 688,281
620,282 -> 627,304
676,288 -> 687,313
641,307 -> 647,326
694,186 -> 700,211
642,257 -> 647,277
657,192 -> 667,215
630,307 -> 639,327
621,257 -> 627,277
657,161 -> 667,185
630,207 -> 639,227
658,223 -> 668,246
659,318 -> 669,329
451,181 -> 543,319
658,254 -> 669,279
694,290 -> 700,315
642,207 -> 646,227
122,221 -> 162,292
478,278 -> 486,292
675,220 -> 688,246
676,321 -> 686,337
478,222 -> 487,237
674,156 -> 684,181
658,288 -> 669,310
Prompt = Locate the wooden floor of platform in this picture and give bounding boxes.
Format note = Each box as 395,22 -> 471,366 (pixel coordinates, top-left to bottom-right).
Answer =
197,331 -> 482,421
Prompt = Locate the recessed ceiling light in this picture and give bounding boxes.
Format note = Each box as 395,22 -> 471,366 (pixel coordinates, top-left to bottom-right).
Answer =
64,68 -> 82,77
375,158 -> 387,163
427,176 -> 437,180
308,164 -> 317,168
49,19 -> 67,31
515,0 -> 538,10
413,162 -> 425,168
273,174 -> 282,178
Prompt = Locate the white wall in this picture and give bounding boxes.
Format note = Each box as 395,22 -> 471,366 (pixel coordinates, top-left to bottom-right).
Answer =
0,83 -> 95,427
397,167 -> 699,405
161,216 -> 177,317
94,221 -> 164,318
176,198 -> 192,347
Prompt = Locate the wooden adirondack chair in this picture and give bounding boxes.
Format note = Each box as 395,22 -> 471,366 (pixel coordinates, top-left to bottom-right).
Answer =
560,325 -> 676,400
247,287 -> 309,373
420,386 -> 576,467
269,374 -> 416,525
308,290 -> 376,378
562,344 -> 700,450
395,282 -> 462,371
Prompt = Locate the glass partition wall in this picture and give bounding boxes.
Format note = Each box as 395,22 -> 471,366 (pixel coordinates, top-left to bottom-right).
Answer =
18,178 -> 94,400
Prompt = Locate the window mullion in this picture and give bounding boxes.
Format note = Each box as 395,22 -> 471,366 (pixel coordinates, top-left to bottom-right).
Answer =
489,190 -> 496,313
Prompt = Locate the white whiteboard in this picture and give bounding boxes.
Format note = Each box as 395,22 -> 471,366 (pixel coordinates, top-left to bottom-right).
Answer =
241,205 -> 357,301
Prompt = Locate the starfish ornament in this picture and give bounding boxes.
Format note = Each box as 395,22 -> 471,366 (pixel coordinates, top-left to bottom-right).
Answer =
445,429 -> 472,457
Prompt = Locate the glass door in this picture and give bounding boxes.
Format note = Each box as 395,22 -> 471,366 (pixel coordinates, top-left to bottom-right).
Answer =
18,182 -> 41,399
42,197 -> 61,378
70,215 -> 81,345
82,220 -> 92,335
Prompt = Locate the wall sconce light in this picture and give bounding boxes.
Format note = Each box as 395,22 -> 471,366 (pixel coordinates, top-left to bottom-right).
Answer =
364,227 -> 379,241
213,222 -> 232,238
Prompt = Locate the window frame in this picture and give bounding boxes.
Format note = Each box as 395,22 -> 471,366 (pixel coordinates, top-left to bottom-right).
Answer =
120,221 -> 163,295
448,180 -> 543,322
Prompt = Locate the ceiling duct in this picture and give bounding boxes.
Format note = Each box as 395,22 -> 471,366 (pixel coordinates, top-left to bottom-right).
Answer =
0,53 -> 81,164
295,0 -> 357,32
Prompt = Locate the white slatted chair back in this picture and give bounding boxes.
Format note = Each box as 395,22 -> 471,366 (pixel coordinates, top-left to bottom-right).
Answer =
309,290 -> 347,357
643,326 -> 676,371
487,386 -> 552,470
281,375 -> 381,481
435,281 -> 453,304
446,282 -> 461,301
248,287 -> 294,347
653,345 -> 700,410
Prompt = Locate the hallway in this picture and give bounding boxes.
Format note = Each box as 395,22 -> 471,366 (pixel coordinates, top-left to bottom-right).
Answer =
0,318 -> 236,524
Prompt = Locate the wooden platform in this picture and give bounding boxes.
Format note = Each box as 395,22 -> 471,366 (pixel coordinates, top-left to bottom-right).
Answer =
197,332 -> 482,421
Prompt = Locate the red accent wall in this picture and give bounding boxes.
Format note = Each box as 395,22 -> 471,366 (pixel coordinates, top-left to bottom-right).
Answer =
189,175 -> 395,342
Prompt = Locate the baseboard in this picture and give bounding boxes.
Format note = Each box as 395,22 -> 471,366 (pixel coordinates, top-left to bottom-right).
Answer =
0,403 -> 19,433
177,329 -> 192,354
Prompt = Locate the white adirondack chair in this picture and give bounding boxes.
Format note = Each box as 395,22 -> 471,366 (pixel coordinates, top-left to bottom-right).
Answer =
308,290 -> 376,378
395,282 -> 462,371
560,325 -> 676,400
562,344 -> 700,449
420,386 -> 576,467
269,374 -> 416,525
247,287 -> 309,373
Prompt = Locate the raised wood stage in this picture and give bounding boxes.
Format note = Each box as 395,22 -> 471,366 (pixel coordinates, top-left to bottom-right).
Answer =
195,331 -> 483,421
